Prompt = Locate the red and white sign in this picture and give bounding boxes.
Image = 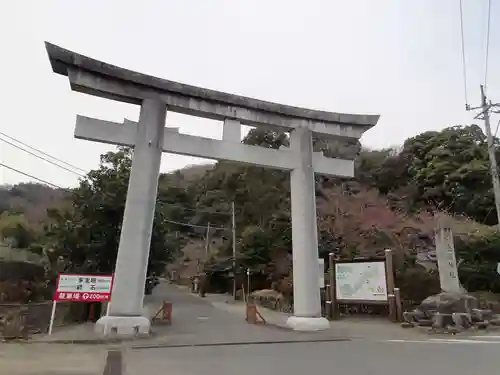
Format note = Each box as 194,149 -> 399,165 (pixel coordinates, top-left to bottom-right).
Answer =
55,273 -> 114,302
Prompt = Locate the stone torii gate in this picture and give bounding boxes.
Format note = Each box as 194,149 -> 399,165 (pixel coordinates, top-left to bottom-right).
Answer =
45,42 -> 379,334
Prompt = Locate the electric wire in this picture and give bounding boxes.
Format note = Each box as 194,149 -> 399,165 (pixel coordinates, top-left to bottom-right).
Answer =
0,136 -> 86,177
162,218 -> 227,230
0,162 -> 69,190
459,0 -> 470,107
484,0 -> 492,90
0,130 -> 87,174
2,134 -> 235,227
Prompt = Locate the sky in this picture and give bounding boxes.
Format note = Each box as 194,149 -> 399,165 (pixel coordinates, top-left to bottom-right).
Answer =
0,0 -> 499,188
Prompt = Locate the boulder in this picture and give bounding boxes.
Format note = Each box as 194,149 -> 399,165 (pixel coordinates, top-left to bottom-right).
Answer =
250,289 -> 285,311
417,292 -> 479,315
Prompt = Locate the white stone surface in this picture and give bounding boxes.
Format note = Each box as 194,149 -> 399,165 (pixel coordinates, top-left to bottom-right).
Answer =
66,68 -> 376,138
289,128 -> 323,318
75,116 -> 356,178
95,315 -> 150,335
47,42 -> 381,340
286,316 -> 330,331
107,98 -> 166,321
223,118 -> 241,142
435,225 -> 461,293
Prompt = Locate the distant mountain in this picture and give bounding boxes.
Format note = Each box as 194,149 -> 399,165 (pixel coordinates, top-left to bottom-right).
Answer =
0,183 -> 69,222
0,164 -> 214,222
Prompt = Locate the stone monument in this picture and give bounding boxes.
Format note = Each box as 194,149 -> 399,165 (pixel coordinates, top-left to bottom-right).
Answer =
44,42 -> 379,334
403,219 -> 495,331
434,222 -> 462,293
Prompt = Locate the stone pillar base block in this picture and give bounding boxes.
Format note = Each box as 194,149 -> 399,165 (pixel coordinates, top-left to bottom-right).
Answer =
286,316 -> 330,331
95,315 -> 151,336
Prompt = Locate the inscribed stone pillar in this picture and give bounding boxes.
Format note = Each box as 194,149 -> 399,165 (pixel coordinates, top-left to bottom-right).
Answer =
434,224 -> 461,294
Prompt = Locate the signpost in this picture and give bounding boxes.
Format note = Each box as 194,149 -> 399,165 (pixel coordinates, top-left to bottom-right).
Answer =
48,273 -> 114,335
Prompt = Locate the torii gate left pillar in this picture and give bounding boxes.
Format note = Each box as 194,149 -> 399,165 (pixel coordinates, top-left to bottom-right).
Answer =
45,42 -> 379,334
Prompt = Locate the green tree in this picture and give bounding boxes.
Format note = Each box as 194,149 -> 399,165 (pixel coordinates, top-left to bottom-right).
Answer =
0,214 -> 36,248
357,125 -> 497,223
402,125 -> 494,222
44,148 -> 181,275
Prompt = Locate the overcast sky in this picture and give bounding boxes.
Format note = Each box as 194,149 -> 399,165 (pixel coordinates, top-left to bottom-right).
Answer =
0,0 -> 498,188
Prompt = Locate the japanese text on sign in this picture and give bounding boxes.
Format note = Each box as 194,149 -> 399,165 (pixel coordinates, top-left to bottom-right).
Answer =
55,274 -> 113,302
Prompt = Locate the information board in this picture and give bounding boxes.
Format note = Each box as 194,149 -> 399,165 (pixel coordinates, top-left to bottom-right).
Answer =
335,261 -> 388,302
55,273 -> 114,302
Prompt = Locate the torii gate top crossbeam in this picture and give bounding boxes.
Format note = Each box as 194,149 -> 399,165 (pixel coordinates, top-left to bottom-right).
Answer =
45,42 -> 379,140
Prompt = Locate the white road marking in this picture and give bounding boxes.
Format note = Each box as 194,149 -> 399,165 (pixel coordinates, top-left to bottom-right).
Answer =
383,337 -> 500,345
429,338 -> 499,344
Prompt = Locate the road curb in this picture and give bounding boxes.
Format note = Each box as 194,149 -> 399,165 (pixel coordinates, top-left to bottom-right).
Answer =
130,337 -> 352,350
6,333 -> 155,345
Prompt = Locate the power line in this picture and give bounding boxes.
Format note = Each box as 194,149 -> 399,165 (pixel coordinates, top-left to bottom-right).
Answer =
159,201 -> 231,216
162,217 -> 227,230
459,0 -> 469,107
484,0 -> 492,89
0,162 -> 69,190
0,136 -> 86,177
0,131 -> 87,174
0,132 -> 239,221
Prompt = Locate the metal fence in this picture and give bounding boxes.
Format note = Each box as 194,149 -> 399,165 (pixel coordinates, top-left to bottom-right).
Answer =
0,301 -> 70,339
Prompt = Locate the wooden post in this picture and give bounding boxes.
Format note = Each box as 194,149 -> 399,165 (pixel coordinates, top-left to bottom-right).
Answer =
246,303 -> 257,324
325,284 -> 332,319
394,287 -> 403,322
245,302 -> 266,325
246,268 -> 251,302
152,300 -> 172,325
388,294 -> 397,322
384,249 -> 395,294
385,249 -> 396,322
328,253 -> 338,320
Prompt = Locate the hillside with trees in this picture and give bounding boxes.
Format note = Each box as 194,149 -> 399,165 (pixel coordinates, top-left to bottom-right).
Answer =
2,124 -> 500,305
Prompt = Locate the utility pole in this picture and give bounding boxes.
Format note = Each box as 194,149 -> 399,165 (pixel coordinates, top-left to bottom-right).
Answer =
468,85 -> 500,230
204,222 -> 211,260
231,201 -> 237,300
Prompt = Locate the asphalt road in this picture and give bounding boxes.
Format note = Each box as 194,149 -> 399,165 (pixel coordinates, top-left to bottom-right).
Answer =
3,282 -> 497,375
126,339 -> 499,375
125,282 -> 499,374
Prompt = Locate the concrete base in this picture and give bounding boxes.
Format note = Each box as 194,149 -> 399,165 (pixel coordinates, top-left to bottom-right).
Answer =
95,315 -> 151,336
286,316 -> 330,332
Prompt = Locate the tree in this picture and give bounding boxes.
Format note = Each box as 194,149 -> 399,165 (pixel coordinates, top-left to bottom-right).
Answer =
354,125 -> 498,223
0,214 -> 36,249
401,125 -> 494,222
44,148 -> 181,275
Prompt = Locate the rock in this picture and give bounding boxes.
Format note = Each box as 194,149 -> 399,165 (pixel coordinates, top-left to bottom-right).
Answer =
418,292 -> 479,315
404,292 -> 486,332
489,317 -> 500,326
250,289 -> 288,311
476,321 -> 489,329
471,308 -> 493,322
401,322 -> 414,328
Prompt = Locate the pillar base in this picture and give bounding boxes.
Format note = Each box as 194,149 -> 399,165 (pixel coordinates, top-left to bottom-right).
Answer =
95,315 -> 151,336
286,316 -> 330,332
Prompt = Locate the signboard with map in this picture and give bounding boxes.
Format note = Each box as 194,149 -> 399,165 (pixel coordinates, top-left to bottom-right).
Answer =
335,261 -> 388,302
